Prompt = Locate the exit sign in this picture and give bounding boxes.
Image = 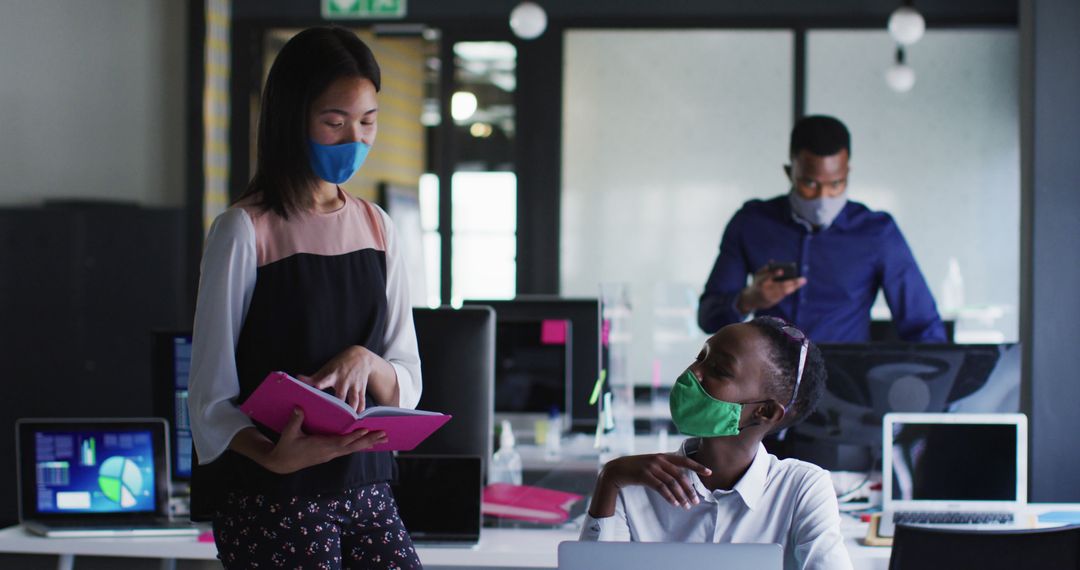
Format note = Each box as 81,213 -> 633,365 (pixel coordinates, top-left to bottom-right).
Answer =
322,0 -> 407,19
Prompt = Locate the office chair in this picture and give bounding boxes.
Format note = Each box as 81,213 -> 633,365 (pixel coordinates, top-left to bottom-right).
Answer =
889,524 -> 1080,570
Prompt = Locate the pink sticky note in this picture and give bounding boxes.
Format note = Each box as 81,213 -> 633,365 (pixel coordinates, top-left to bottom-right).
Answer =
541,319 -> 568,345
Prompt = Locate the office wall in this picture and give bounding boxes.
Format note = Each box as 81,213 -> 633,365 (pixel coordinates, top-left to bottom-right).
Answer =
0,205 -> 189,527
1022,0 -> 1080,503
0,0 -> 186,207
560,30 -> 793,385
807,30 -> 1020,342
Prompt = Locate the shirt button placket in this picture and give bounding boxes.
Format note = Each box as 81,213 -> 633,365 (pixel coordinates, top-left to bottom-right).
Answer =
795,233 -> 812,322
712,496 -> 722,542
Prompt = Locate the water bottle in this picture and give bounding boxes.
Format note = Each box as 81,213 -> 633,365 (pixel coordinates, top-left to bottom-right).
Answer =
544,407 -> 562,461
941,257 -> 965,316
490,420 -> 523,485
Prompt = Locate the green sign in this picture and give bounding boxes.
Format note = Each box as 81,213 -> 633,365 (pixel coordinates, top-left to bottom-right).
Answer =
322,0 -> 407,19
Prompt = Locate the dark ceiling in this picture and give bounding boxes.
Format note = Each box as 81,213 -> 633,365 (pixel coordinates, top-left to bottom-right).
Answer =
234,0 -> 1017,28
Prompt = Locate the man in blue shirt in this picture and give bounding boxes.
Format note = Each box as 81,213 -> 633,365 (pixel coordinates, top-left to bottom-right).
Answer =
698,116 -> 946,343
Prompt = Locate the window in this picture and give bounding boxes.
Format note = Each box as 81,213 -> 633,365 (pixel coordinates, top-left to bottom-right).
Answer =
451,172 -> 517,304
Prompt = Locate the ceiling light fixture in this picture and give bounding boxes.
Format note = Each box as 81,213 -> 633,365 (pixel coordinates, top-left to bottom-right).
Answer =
885,47 -> 916,93
510,2 -> 547,40
888,2 -> 926,46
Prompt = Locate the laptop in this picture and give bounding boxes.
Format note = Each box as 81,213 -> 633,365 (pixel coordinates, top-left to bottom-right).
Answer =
16,418 -> 199,537
558,542 -> 783,570
878,412 -> 1028,537
390,454 -> 482,546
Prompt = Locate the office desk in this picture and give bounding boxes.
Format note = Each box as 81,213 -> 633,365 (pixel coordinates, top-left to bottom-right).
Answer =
0,523 -> 879,569
840,502 -> 1080,570
0,525 -> 212,570
0,525 -> 580,570
0,520 -> 942,570
843,519 -> 891,570
2,504 -> 1077,570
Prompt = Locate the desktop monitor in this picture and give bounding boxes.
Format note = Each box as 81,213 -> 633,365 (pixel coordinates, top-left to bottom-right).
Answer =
464,297 -> 602,432
771,343 -> 1020,471
493,318 -> 572,420
151,331 -> 193,483
406,307 -> 495,480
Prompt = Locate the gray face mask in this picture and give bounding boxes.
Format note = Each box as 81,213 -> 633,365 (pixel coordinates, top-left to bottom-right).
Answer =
788,190 -> 847,229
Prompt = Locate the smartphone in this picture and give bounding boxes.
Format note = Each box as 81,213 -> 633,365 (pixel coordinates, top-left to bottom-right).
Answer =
767,261 -> 800,281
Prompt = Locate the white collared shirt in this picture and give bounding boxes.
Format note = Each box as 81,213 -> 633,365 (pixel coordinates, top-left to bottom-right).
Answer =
579,440 -> 853,570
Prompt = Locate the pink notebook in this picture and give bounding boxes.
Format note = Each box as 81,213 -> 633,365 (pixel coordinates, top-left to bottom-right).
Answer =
481,483 -> 583,524
239,371 -> 451,452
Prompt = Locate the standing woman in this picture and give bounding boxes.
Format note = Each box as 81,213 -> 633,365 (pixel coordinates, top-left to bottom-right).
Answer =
188,27 -> 423,569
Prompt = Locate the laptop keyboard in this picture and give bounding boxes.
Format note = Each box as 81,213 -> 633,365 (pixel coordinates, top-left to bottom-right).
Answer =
894,511 -> 1014,525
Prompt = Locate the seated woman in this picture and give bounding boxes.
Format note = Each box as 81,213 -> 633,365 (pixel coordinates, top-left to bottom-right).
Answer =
580,316 -> 852,570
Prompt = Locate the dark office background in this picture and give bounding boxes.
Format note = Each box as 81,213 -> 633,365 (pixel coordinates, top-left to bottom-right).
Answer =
0,0 -> 1077,531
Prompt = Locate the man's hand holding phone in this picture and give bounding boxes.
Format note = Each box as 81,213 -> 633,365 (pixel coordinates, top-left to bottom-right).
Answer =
766,261 -> 800,281
736,262 -> 808,314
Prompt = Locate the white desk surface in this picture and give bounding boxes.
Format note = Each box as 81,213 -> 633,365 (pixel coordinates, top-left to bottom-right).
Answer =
0,521 -> 995,570
0,525 -> 216,560
0,525 -> 581,568
2,504 -> 1079,569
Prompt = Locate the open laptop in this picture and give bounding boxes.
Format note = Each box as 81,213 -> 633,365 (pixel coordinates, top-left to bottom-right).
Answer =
878,412 -> 1028,537
16,418 -> 199,537
558,542 -> 783,569
390,454 -> 482,546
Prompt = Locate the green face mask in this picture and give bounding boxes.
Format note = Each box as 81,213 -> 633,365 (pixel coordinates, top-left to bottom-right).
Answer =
668,370 -> 762,437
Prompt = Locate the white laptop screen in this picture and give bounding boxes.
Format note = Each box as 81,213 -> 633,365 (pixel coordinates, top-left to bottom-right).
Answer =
890,421 -> 1017,502
17,419 -> 170,521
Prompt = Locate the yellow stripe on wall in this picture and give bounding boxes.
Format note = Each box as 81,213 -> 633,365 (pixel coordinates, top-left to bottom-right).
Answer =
375,131 -> 425,154
203,0 -> 231,230
339,30 -> 427,201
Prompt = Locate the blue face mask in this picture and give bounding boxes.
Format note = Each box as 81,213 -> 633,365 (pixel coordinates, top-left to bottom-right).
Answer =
308,139 -> 370,184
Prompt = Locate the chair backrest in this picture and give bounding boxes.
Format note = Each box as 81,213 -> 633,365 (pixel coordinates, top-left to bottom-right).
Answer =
889,524 -> 1080,570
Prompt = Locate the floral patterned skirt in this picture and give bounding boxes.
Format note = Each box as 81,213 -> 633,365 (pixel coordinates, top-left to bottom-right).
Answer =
212,481 -> 422,569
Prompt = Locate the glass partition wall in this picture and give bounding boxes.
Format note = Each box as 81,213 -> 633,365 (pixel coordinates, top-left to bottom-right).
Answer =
807,29 -> 1020,343
561,30 -> 796,388
561,28 -> 1020,390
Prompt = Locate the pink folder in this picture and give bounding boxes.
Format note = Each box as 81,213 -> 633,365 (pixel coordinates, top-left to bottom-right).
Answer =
239,371 -> 451,452
481,483 -> 583,524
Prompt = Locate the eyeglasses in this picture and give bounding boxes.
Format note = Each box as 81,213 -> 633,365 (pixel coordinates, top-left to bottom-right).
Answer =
758,317 -> 808,410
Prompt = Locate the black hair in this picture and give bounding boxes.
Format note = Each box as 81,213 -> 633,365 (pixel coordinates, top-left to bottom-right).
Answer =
789,115 -> 851,159
746,317 -> 826,432
236,27 -> 381,218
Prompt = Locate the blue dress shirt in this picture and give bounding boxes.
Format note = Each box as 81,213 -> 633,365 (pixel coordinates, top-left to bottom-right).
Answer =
698,195 -> 946,343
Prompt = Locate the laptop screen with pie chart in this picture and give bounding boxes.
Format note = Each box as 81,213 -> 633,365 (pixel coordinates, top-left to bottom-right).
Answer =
16,418 -> 171,523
